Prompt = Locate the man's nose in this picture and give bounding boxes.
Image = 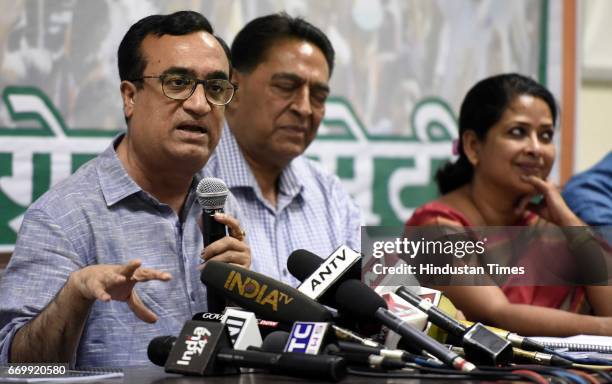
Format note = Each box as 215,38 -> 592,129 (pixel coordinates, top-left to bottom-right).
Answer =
183,83 -> 212,116
290,86 -> 313,117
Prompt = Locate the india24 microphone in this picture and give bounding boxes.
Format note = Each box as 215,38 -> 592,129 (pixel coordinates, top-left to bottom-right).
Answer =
148,320 -> 346,381
200,260 -> 333,324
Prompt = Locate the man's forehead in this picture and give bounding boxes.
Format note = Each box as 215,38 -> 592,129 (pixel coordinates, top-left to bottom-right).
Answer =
260,38 -> 329,74
141,32 -> 229,75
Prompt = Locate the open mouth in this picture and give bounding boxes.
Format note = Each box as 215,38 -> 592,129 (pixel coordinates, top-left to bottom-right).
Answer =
177,124 -> 207,134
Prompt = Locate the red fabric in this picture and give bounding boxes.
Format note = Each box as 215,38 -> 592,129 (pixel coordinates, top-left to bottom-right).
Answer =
406,201 -> 584,311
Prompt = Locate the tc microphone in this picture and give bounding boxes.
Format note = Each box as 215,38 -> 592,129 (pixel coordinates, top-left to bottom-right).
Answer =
196,177 -> 229,247
200,260 -> 333,324
335,279 -> 476,372
149,321 -> 347,381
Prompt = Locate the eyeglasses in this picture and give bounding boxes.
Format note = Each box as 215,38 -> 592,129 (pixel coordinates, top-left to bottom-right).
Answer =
131,74 -> 237,105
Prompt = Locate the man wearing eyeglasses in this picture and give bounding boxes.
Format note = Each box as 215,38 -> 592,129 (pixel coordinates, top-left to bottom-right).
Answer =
0,11 -> 249,367
204,13 -> 361,286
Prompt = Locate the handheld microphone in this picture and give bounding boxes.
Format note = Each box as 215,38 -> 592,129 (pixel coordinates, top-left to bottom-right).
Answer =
335,279 -> 476,372
148,320 -> 346,381
197,177 -> 230,313
395,286 -> 513,365
196,177 -> 229,247
200,260 -> 332,324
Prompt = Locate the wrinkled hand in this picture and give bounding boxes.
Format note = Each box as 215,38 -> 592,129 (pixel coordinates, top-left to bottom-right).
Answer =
68,259 -> 172,323
200,213 -> 251,268
514,175 -> 582,226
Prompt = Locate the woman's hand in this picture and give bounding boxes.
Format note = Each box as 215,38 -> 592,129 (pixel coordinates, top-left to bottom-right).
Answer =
515,175 -> 583,226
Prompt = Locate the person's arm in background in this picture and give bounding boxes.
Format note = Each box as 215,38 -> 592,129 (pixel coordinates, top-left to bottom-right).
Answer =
433,175 -> 612,336
520,175 -> 612,318
441,285 -> 612,336
0,209 -> 171,364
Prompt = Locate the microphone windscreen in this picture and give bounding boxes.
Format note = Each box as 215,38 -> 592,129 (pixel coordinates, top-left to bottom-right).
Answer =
196,177 -> 228,209
147,335 -> 176,366
262,331 -> 290,353
335,279 -> 387,321
287,249 -> 325,282
201,261 -> 332,323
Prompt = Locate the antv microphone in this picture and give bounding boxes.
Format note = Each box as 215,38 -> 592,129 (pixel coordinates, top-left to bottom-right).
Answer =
196,177 -> 229,247
201,260 -> 332,324
288,247 -> 361,306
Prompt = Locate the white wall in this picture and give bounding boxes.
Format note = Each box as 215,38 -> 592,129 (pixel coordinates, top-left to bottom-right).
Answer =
577,0 -> 612,172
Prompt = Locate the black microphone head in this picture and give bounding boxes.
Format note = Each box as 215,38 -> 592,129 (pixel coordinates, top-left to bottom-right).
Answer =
196,177 -> 228,209
201,260 -> 332,323
262,331 -> 290,353
287,249 -> 326,282
334,279 -> 387,321
147,335 -> 176,366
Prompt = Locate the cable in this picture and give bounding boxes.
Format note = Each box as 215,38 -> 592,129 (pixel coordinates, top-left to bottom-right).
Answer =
567,369 -> 601,384
347,367 -> 549,383
550,369 -> 590,384
511,369 -> 550,384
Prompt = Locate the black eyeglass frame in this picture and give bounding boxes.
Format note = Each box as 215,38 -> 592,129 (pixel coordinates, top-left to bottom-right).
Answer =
129,74 -> 238,105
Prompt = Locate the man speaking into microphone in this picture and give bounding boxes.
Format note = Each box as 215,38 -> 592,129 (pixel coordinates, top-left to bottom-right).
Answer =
0,11 -> 250,367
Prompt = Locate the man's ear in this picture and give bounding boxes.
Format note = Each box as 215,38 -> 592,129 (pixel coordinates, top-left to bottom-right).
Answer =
228,71 -> 242,109
120,81 -> 137,120
462,130 -> 481,167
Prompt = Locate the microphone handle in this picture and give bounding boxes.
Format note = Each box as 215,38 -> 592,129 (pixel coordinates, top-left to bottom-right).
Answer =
202,209 -> 228,247
215,348 -> 346,382
216,347 -> 279,369
375,308 -> 475,372
396,287 -> 467,337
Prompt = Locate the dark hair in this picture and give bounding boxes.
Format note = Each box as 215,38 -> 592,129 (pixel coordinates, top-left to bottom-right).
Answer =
435,73 -> 558,194
231,12 -> 334,76
118,11 -> 228,84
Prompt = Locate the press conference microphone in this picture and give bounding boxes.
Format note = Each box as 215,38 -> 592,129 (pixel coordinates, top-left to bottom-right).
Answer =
192,311 -> 289,338
262,329 -> 405,370
200,260 -> 333,324
148,321 -> 346,381
335,279 -> 476,372
196,177 -> 230,314
196,177 -> 229,247
395,286 -> 513,365
288,246 -> 361,306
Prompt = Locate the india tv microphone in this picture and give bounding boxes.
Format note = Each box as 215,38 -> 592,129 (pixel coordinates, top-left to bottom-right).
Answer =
335,279 -> 476,372
200,260 -> 332,324
148,321 -> 346,381
196,177 -> 229,247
